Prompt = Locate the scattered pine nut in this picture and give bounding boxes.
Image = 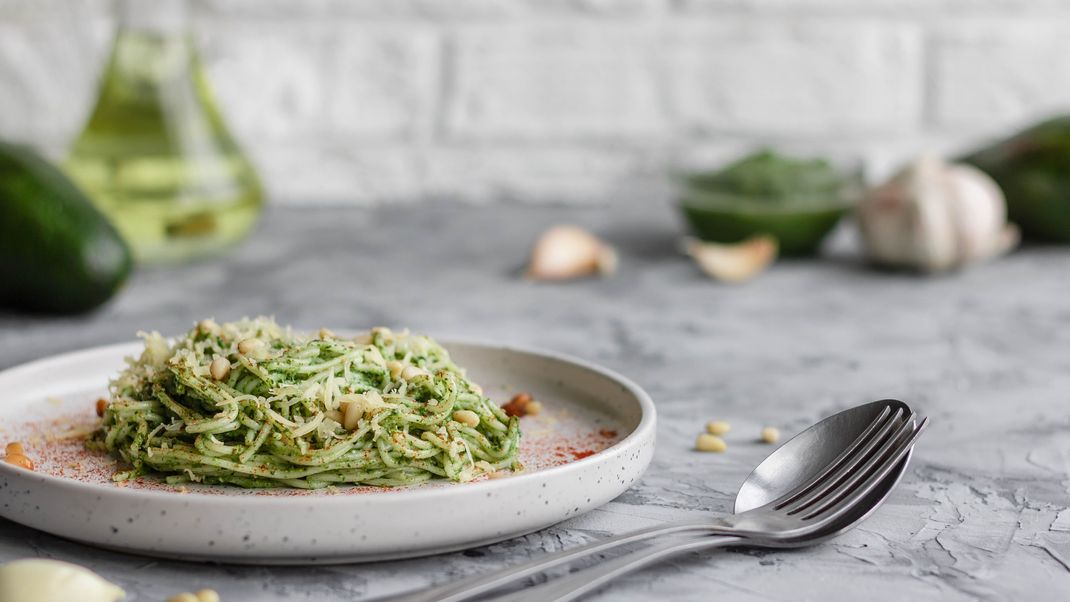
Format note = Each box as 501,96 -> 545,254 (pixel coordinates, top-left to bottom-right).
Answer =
197,319 -> 219,336
761,427 -> 780,444
209,357 -> 231,381
401,365 -> 428,381
5,453 -> 34,470
343,400 -> 363,431
695,434 -> 727,453
325,410 -> 344,424
95,398 -> 108,417
706,421 -> 731,436
524,400 -> 543,416
452,410 -> 480,427
502,393 -> 532,417
196,589 -> 221,602
5,442 -> 23,456
168,593 -> 199,602
387,361 -> 404,379
237,338 -> 263,355
318,328 -> 335,340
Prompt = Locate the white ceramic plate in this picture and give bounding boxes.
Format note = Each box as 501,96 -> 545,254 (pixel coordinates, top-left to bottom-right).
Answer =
0,340 -> 655,564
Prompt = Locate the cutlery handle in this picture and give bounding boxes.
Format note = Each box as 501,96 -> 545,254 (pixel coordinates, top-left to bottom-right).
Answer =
374,521 -> 723,602
491,535 -> 743,602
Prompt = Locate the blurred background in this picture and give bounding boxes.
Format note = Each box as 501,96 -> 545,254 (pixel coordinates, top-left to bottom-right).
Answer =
3,0 -> 1068,206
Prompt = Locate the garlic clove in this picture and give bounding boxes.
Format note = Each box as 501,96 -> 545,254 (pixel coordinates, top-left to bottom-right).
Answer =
595,245 -> 618,276
527,225 -> 616,280
685,235 -> 778,283
0,559 -> 125,602
987,223 -> 1021,260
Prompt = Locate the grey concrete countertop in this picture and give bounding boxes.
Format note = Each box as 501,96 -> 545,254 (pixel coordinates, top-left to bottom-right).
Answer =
2,201 -> 1069,601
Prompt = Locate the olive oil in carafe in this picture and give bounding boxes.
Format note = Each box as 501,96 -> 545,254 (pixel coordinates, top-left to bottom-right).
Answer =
66,5 -> 262,264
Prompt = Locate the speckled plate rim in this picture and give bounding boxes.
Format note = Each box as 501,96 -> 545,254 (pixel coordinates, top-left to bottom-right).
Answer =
0,339 -> 656,563
0,340 -> 656,506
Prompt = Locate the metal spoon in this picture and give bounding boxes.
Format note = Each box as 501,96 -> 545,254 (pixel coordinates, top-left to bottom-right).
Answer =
492,400 -> 926,602
381,399 -> 926,602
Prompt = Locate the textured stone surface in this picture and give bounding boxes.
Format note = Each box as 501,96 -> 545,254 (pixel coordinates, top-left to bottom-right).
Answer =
1,201 -> 1069,600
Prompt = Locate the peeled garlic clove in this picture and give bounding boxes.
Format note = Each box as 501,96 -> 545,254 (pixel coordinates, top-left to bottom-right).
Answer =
0,559 -> 125,602
527,225 -> 616,280
685,235 -> 778,283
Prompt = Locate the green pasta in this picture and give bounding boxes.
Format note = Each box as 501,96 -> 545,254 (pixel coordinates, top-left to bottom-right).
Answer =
89,318 -> 521,489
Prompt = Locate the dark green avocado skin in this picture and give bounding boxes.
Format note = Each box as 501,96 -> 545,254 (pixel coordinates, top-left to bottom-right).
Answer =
961,116 -> 1070,243
0,141 -> 132,313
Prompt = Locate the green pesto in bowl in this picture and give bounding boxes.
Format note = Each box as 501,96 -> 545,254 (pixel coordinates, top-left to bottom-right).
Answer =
678,151 -> 860,256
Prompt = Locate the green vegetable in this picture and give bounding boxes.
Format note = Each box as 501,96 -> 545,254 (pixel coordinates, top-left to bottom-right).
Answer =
0,141 -> 132,313
91,319 -> 521,489
961,116 -> 1070,242
685,150 -> 846,202
678,150 -> 857,256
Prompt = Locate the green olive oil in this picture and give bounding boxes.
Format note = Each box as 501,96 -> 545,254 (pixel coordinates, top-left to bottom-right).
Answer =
66,2 -> 262,264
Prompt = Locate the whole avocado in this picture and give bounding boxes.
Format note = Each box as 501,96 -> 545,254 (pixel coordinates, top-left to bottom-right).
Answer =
0,141 -> 132,313
961,116 -> 1070,243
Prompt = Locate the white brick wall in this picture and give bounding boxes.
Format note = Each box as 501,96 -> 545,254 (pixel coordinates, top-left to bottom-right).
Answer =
662,22 -> 922,136
1,0 -> 1069,204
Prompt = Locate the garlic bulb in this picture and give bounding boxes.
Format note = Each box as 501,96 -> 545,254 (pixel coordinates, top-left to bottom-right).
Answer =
685,235 -> 778,283
527,225 -> 617,280
859,155 -> 1019,272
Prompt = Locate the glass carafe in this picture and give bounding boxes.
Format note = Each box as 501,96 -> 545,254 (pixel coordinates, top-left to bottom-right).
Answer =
66,0 -> 262,264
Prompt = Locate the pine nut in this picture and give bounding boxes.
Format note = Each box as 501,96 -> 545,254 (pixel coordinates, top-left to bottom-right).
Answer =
209,357 -> 231,381
196,589 -> 221,602
5,453 -> 34,470
401,365 -> 428,380
524,401 -> 543,416
168,594 -> 198,602
387,361 -> 404,379
237,338 -> 263,355
6,442 -> 23,456
325,410 -> 344,424
95,398 -> 108,417
453,410 -> 480,427
197,319 -> 219,336
343,400 -> 363,431
502,393 -> 532,417
318,328 -> 335,340
706,421 -> 731,435
761,427 -> 780,444
695,434 -> 727,453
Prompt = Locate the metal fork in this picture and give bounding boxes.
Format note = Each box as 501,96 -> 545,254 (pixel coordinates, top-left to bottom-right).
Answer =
491,411 -> 929,602
379,405 -> 925,602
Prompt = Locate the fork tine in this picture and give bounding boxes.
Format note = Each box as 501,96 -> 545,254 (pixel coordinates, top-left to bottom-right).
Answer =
780,408 -> 909,515
800,416 -> 928,521
771,405 -> 897,511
